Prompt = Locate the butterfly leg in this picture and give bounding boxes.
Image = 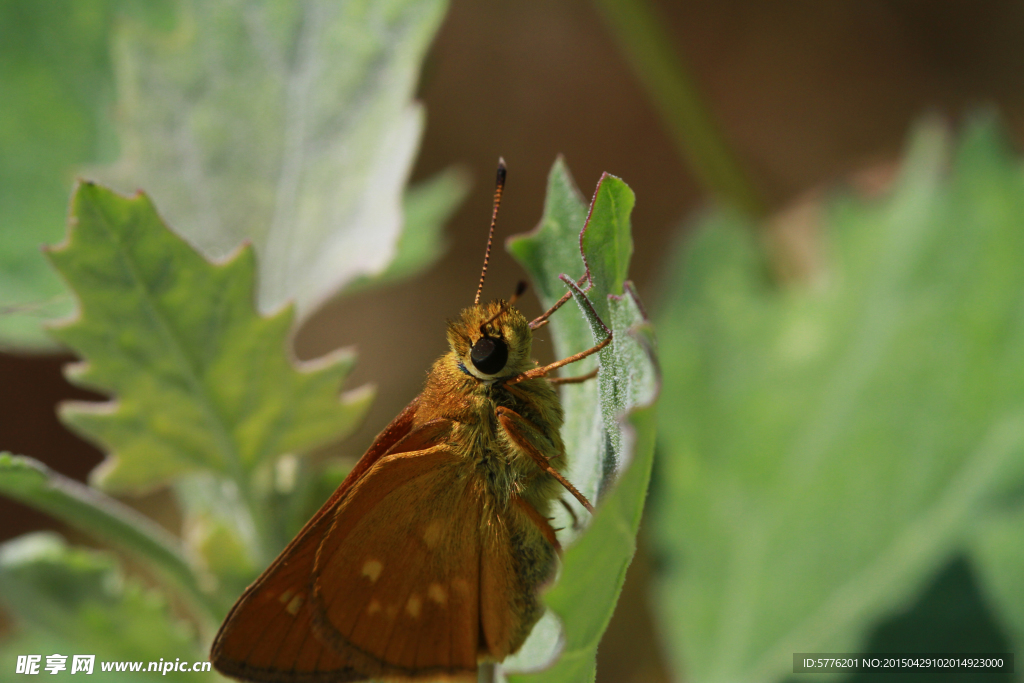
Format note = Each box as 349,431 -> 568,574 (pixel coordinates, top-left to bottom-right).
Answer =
506,333 -> 610,386
495,406 -> 594,513
558,498 -> 583,531
512,494 -> 562,551
527,274 -> 589,330
512,277 -> 612,386
548,367 -> 599,385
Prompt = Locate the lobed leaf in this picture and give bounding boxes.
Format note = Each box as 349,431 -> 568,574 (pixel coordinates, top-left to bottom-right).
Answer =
652,115 -> 1024,682
46,183 -> 372,524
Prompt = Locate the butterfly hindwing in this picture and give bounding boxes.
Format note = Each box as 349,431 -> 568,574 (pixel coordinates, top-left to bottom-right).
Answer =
480,494 -> 559,661
310,446 -> 561,677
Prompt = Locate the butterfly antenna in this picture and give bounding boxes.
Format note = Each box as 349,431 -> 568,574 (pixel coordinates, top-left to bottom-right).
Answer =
475,158 -> 507,306
480,281 -> 527,335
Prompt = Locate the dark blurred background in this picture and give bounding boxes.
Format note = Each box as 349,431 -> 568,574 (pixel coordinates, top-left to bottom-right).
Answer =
4,2 -> 1024,680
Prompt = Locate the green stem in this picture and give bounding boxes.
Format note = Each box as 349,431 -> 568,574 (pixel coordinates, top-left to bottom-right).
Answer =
235,464 -> 274,567
479,662 -> 497,683
0,453 -> 221,628
593,0 -> 767,218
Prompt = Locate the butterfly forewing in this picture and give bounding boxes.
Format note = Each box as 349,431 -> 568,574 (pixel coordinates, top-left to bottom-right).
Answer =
212,400 -> 423,682
209,505 -> 361,682
311,446 -> 483,679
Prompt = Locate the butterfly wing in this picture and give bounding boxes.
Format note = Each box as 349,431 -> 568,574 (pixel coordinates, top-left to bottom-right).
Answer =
310,445 -> 482,680
210,397 -> 443,682
213,396 -> 561,682
311,452 -> 560,678
479,494 -> 560,662
210,506 -> 357,682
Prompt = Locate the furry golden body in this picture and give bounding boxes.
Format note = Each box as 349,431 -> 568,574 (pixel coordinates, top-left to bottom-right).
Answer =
420,301 -> 566,522
395,300 -> 567,659
212,300 -> 576,681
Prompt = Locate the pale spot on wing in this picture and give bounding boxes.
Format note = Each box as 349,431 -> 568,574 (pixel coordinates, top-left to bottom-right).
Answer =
277,588 -> 295,604
406,594 -> 422,618
361,559 -> 383,582
367,599 -> 381,615
427,583 -> 447,605
285,593 -> 304,616
422,519 -> 444,548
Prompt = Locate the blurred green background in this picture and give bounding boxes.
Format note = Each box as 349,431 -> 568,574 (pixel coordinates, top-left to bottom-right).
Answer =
4,1 -> 1024,682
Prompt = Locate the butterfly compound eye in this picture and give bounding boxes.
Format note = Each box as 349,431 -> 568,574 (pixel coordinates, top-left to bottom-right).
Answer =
470,336 -> 508,375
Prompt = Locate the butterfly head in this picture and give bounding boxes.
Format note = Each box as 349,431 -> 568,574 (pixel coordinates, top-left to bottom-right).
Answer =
447,295 -> 532,383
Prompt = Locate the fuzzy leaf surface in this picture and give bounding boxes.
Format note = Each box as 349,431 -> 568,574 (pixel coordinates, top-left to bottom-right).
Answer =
508,162 -> 646,520
508,159 -> 601,519
506,160 -> 659,682
653,117 -> 1024,682
341,166 -> 471,295
91,0 -> 452,317
0,1 -> 173,349
47,183 -> 372,497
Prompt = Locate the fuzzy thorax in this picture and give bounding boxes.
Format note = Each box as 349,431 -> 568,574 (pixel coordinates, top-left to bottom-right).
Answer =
412,299 -> 566,514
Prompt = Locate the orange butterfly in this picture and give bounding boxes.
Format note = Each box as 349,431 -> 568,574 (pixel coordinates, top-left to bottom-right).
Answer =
211,160 -> 609,681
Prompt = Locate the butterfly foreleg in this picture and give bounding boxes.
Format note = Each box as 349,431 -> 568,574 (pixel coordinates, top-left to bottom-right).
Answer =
509,281 -> 611,386
527,274 -> 589,330
506,332 -> 610,386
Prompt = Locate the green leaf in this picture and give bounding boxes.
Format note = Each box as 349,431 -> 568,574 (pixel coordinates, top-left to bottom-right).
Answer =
91,0 -> 452,318
508,159 -> 602,519
0,1 -> 173,349
579,175 -> 635,323
845,555 -> 1016,680
507,157 -> 590,319
506,160 -> 659,682
970,504 -> 1024,658
510,405 -> 658,683
342,166 -> 471,295
510,164 -> 648,516
653,115 -> 1024,683
0,532 -> 212,682
0,0 -> 458,347
0,453 -> 217,622
47,183 -> 372,559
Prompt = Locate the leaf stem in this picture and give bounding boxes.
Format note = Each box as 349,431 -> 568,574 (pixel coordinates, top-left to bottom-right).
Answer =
592,0 -> 767,218
235,469 -> 274,567
0,454 -> 222,628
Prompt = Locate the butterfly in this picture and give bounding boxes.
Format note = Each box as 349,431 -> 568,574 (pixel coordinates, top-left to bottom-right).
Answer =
211,159 -> 609,681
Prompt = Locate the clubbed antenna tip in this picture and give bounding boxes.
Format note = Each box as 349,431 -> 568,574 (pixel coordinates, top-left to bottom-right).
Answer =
474,158 -> 508,306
